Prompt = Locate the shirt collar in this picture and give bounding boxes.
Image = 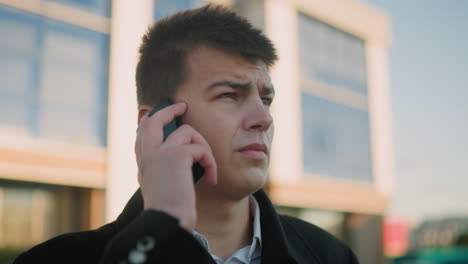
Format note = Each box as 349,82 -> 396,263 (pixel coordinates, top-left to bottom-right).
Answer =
249,195 -> 262,256
191,195 -> 262,262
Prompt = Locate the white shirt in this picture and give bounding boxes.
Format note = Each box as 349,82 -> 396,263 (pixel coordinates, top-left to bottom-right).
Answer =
192,196 -> 262,264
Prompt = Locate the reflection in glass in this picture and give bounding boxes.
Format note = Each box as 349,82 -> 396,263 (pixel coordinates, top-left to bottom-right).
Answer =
0,181 -> 84,261
276,205 -> 346,240
45,0 -> 112,18
0,6 -> 109,146
154,0 -> 205,21
301,93 -> 373,182
299,12 -> 368,95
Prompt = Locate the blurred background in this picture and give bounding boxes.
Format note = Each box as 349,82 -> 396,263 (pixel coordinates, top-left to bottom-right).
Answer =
0,0 -> 466,263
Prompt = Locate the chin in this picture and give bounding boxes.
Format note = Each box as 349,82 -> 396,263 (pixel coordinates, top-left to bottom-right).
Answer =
197,166 -> 268,201
224,169 -> 267,200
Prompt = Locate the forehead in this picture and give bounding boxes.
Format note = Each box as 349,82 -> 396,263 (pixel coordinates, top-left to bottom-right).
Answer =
182,45 -> 272,88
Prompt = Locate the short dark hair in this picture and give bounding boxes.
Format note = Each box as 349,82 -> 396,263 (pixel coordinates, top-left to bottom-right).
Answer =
135,4 -> 278,107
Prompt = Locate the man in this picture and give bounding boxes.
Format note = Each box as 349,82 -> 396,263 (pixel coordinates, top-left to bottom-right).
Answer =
15,5 -> 359,264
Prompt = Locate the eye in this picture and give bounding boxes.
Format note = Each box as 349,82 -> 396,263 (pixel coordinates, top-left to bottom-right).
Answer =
217,92 -> 237,100
262,97 -> 273,106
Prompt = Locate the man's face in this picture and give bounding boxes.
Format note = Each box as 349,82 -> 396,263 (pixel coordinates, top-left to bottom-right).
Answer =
174,45 -> 274,200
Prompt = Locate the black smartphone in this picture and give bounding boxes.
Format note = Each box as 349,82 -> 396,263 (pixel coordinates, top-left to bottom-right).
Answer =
147,98 -> 205,183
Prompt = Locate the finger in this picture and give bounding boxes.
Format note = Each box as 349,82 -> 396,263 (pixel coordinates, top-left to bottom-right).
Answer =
165,125 -> 217,185
165,124 -> 207,147
144,102 -> 187,127
135,123 -> 145,186
139,116 -> 158,164
135,120 -> 142,168
179,144 -> 217,186
139,102 -> 187,159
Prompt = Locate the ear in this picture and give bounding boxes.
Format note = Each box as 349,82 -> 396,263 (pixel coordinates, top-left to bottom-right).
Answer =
137,105 -> 154,124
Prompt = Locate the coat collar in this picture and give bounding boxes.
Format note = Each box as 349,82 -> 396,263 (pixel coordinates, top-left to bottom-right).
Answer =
115,189 -> 297,264
253,190 -> 297,264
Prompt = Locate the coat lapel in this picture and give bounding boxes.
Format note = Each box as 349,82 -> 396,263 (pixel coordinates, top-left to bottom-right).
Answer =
115,189 -> 298,263
115,189 -> 144,230
253,190 -> 298,264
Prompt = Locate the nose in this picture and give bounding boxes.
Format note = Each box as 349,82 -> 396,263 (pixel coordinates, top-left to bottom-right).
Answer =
243,98 -> 273,132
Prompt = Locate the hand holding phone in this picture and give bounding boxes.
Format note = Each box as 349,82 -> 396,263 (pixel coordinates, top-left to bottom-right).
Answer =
135,99 -> 217,231
146,99 -> 205,183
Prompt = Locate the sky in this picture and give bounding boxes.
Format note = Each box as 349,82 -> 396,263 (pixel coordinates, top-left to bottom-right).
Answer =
362,0 -> 468,224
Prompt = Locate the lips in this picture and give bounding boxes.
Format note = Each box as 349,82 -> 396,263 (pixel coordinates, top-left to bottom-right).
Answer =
237,143 -> 268,160
238,143 -> 268,153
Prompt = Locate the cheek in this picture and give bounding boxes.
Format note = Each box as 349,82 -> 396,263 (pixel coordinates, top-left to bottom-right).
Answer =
197,114 -> 235,159
265,123 -> 274,145
269,122 -> 274,140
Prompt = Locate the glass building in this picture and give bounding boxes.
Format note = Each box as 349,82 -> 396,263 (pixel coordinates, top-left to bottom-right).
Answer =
0,0 -> 393,263
0,0 -> 110,261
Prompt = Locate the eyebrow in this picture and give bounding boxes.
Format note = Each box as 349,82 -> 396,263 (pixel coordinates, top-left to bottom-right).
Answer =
206,80 -> 275,96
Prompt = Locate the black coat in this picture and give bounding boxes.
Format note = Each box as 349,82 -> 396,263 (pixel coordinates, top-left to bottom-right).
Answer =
14,189 -> 359,264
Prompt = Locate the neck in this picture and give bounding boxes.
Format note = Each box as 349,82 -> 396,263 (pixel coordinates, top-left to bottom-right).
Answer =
195,191 -> 253,260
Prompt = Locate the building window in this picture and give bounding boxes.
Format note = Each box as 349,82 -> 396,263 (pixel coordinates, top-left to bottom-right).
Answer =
0,5 -> 109,146
299,12 -> 373,182
0,7 -> 39,136
45,0 -> 112,18
301,93 -> 373,181
299,12 -> 367,95
0,181 -> 88,262
154,0 -> 204,21
276,205 -> 346,240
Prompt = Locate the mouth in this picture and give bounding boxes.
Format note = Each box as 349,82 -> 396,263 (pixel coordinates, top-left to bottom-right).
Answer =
237,143 -> 268,160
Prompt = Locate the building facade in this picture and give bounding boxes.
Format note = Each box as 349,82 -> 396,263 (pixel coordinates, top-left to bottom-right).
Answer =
0,0 -> 393,263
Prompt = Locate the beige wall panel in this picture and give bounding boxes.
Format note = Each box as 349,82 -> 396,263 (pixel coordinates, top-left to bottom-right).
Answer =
0,0 -> 110,33
269,178 -> 389,214
266,0 -> 304,183
106,0 -> 154,221
0,133 -> 106,187
367,41 -> 395,196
